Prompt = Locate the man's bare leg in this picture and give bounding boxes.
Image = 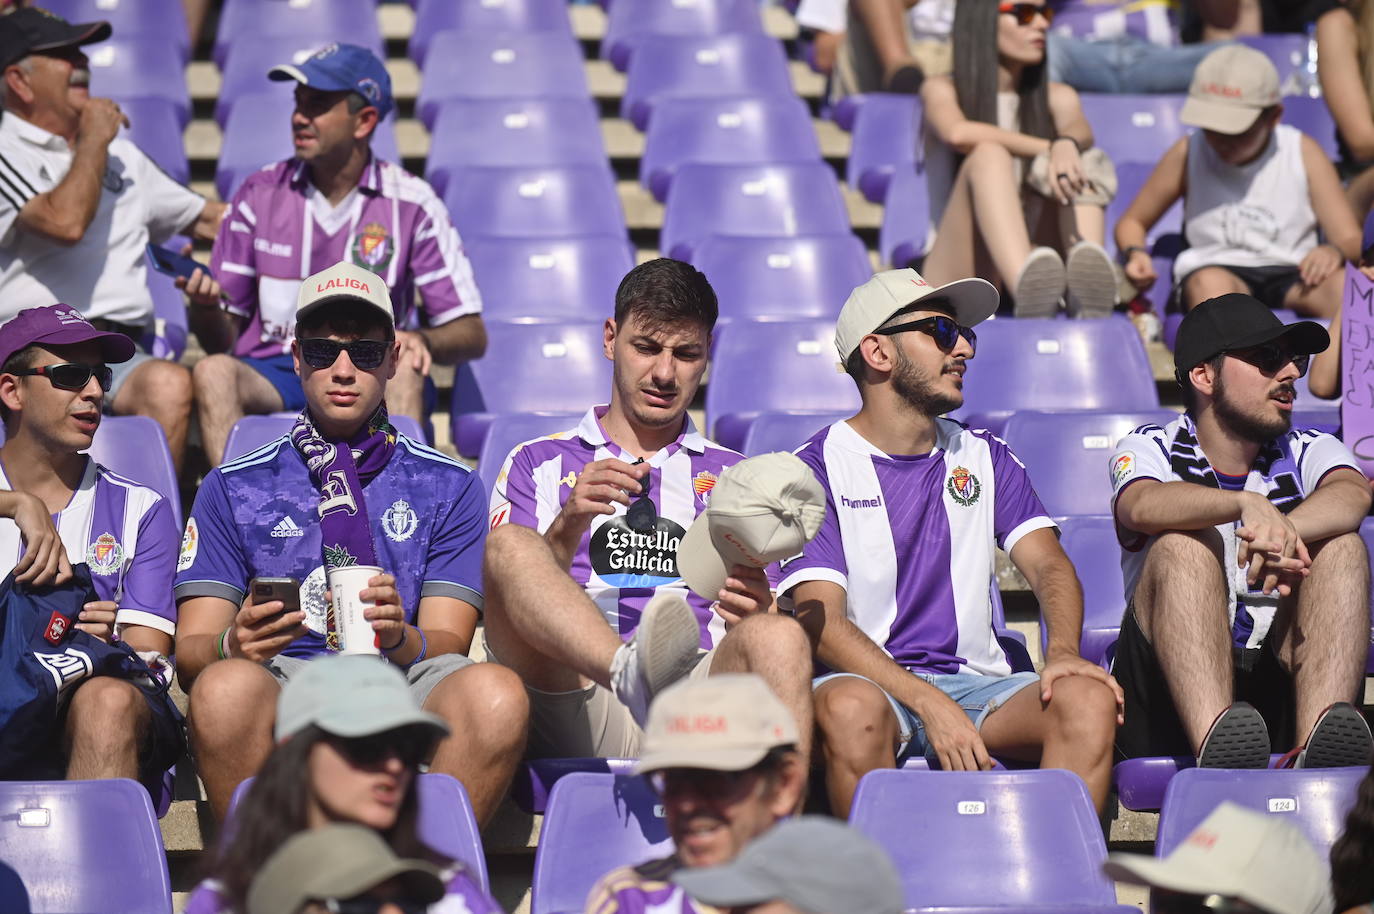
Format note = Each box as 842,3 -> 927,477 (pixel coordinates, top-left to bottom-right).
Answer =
65,678 -> 149,780
111,358 -> 194,475
186,658 -> 280,821
192,354 -> 286,466
710,612 -> 815,759
813,676 -> 902,818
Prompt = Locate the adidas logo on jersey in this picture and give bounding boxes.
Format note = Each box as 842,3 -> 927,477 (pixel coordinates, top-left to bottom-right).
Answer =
271,516 -> 305,538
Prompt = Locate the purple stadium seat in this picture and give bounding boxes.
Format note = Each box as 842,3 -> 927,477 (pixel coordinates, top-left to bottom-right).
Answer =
510,757 -> 638,815
847,93 -> 920,203
227,773 -> 489,890
416,32 -> 589,128
0,779 -> 171,914
213,0 -> 381,68
604,0 -> 764,71
216,37 -> 388,127
704,319 -> 862,450
86,38 -> 189,124
830,93 -> 867,132
849,769 -> 1124,911
215,92 -> 400,200
1156,767 -> 1364,856
409,0 -> 573,67
998,409 -> 1177,519
88,415 -> 183,526
952,317 -> 1161,434
43,0 -> 190,63
739,410 -> 853,457
531,772 -> 672,914
660,163 -> 850,262
641,97 -> 821,202
450,321 -> 612,458
1107,161 -> 1184,257
1078,93 -> 1186,165
443,166 -> 626,241
1283,95 -> 1340,160
116,98 -> 188,184
880,165 -> 931,269
1052,516 -> 1129,665
692,234 -> 872,322
222,414 -> 428,464
465,236 -> 633,322
621,34 -> 794,130
1115,756 -> 1197,813
425,99 -> 606,197
1238,34 -> 1314,96
476,411 -> 583,498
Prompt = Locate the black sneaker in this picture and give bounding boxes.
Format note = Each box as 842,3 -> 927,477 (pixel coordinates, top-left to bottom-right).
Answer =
1197,702 -> 1271,769
1294,702 -> 1373,769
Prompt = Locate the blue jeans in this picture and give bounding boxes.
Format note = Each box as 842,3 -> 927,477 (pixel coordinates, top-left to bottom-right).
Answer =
1048,34 -> 1225,94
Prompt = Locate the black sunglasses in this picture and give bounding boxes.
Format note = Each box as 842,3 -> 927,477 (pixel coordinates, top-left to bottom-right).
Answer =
874,315 -> 978,356
322,898 -> 427,914
301,338 -> 390,371
999,2 -> 1054,25
626,459 -> 657,533
329,727 -> 435,769
11,362 -> 112,392
1226,341 -> 1309,378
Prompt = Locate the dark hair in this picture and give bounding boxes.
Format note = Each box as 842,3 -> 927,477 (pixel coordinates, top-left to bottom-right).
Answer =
1178,354 -> 1226,414
205,725 -> 441,912
294,300 -> 396,342
613,258 -> 718,334
951,0 -> 1054,140
0,344 -> 41,427
1331,762 -> 1374,912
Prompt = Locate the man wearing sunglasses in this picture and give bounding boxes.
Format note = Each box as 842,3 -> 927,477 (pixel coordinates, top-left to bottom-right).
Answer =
0,304 -> 183,790
586,674 -> 807,914
194,42 -> 485,467
1112,293 -> 1372,768
781,268 -> 1123,818
174,260 -> 527,826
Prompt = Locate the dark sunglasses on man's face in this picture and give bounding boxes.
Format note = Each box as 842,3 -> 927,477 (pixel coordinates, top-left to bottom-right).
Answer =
999,2 -> 1054,25
874,315 -> 978,357
329,727 -> 435,769
301,338 -> 390,371
1226,342 -> 1309,378
11,362 -> 112,392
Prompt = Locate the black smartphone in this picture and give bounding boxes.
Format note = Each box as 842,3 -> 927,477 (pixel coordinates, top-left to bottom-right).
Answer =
249,577 -> 301,616
146,243 -> 212,281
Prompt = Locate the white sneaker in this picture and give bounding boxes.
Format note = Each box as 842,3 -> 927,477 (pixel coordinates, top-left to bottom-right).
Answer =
609,593 -> 702,727
1012,246 -> 1066,318
1065,241 -> 1118,318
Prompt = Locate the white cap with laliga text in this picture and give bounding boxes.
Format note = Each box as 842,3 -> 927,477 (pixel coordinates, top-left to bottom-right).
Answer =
834,269 -> 998,366
295,260 -> 395,329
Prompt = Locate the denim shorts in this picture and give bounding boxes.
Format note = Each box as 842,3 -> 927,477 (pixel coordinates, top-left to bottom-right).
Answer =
242,353 -> 306,411
814,669 -> 1041,761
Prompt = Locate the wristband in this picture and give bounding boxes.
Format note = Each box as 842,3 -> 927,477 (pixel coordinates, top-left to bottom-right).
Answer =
216,626 -> 231,661
1119,244 -> 1149,265
381,624 -> 407,654
1052,135 -> 1081,152
403,629 -> 428,671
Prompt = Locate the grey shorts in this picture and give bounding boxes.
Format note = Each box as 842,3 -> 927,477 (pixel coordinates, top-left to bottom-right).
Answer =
263,652 -> 475,710
106,348 -> 154,406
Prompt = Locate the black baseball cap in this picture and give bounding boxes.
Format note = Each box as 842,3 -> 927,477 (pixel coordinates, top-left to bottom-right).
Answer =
0,8 -> 110,71
1173,293 -> 1329,377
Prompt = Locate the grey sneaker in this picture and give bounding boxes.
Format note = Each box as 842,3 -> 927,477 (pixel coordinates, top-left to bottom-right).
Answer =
609,593 -> 701,727
1012,246 -> 1066,318
1065,240 -> 1117,318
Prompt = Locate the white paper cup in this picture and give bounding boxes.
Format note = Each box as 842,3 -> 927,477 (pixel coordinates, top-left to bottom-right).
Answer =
328,564 -> 384,655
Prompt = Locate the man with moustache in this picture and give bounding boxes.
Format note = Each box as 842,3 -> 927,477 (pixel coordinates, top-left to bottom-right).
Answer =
779,269 -> 1123,818
1111,293 -> 1372,768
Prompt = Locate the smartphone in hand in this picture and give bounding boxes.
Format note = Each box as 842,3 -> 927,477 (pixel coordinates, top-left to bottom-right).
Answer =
249,577 -> 301,618
146,243 -> 212,281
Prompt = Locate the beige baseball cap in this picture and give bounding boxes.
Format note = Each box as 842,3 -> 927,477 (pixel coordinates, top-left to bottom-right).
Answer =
676,452 -> 826,601
1180,45 -> 1281,135
635,673 -> 799,774
834,269 -> 999,365
1103,802 -> 1333,914
295,260 -> 395,328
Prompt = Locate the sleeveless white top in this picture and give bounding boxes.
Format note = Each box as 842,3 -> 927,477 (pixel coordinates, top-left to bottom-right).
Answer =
1173,124 -> 1317,280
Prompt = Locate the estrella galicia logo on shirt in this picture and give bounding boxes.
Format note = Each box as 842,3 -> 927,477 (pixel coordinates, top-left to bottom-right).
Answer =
353,221 -> 394,272
946,466 -> 981,507
590,517 -> 688,588
382,499 -> 418,542
86,532 -> 124,575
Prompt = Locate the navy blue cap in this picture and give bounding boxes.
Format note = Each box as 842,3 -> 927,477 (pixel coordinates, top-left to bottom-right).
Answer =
268,42 -> 392,120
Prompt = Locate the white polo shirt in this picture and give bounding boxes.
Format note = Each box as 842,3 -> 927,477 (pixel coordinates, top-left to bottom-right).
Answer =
0,113 -> 205,326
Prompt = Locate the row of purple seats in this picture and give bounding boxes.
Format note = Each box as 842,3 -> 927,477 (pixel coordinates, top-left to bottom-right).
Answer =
441,165 -> 626,243
86,38 -> 189,124
410,0 -> 574,68
118,98 -> 189,186
43,0 -> 190,64
603,0 -> 763,72
213,0 -> 381,68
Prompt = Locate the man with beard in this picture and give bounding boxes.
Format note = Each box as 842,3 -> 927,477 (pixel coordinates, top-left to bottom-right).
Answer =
778,268 -> 1123,818
1111,293 -> 1372,767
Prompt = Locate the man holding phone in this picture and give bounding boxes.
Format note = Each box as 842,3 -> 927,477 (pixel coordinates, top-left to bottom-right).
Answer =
0,304 -> 183,791
0,10 -> 226,474
194,42 -> 485,466
173,260 -> 526,825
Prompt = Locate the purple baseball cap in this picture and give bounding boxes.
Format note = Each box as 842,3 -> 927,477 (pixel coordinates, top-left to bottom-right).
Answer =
0,305 -> 136,368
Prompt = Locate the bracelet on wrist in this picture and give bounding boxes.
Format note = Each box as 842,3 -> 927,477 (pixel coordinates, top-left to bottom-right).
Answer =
404,628 -> 428,670
1052,135 -> 1082,152
1119,244 -> 1149,265
381,624 -> 407,654
216,626 -> 232,661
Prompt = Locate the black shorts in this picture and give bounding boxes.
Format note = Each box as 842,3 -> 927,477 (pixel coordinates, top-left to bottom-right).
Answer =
1113,603 -> 1294,761
1175,264 -> 1301,311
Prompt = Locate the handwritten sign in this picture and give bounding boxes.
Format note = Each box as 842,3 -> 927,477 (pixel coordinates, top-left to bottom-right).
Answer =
1341,264 -> 1374,477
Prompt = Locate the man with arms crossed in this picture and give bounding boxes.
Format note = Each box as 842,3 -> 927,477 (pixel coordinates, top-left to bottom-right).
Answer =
174,261 -> 526,824
781,268 -> 1123,817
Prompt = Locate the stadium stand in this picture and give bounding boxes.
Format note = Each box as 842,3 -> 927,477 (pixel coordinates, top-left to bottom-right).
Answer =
602,0 -> 764,72
415,31 -> 590,127
409,0 -> 574,68
463,236 -> 634,322
691,233 -> 872,322
846,91 -> 919,203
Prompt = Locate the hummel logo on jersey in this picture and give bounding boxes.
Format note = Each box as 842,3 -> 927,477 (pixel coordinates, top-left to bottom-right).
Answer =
840,494 -> 883,509
271,516 -> 305,538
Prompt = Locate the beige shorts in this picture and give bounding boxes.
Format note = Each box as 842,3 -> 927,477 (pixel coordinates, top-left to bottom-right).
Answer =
483,632 -> 715,758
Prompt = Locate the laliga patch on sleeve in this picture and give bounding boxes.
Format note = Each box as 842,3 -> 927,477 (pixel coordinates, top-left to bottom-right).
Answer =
177,517 -> 199,572
1111,452 -> 1136,487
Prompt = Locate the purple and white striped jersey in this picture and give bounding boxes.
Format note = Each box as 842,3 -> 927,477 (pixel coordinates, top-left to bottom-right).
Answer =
1052,0 -> 1180,46
488,407 -> 745,648
0,459 -> 179,636
586,856 -> 720,914
210,156 -> 482,360
777,420 -> 1054,677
